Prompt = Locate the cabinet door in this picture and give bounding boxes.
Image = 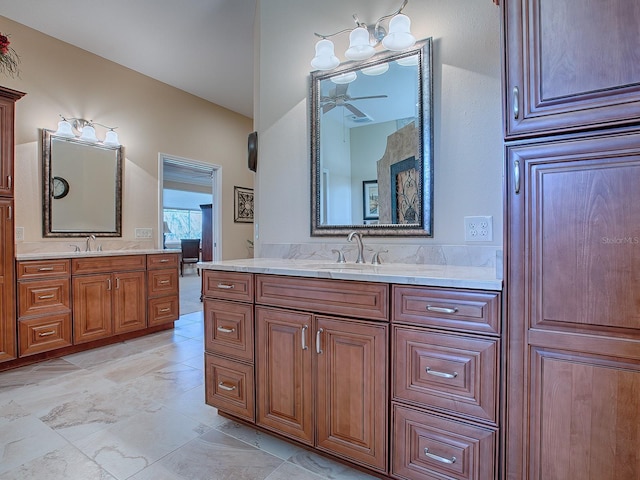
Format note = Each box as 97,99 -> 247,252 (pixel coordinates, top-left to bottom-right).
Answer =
113,271 -> 146,334
256,306 -> 313,445
0,199 -> 15,361
504,0 -> 640,138
316,316 -> 388,472
0,95 -> 16,196
72,274 -> 113,344
505,131 -> 640,479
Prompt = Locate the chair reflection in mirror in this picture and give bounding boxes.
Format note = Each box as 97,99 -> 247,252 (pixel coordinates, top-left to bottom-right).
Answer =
180,239 -> 201,276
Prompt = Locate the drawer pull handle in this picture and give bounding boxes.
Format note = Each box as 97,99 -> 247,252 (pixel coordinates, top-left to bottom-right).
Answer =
426,367 -> 458,379
159,280 -> 170,285
38,294 -> 55,300
217,283 -> 235,290
159,308 -> 171,313
218,382 -> 236,392
159,259 -> 170,263
316,328 -> 324,354
217,326 -> 236,334
37,267 -> 55,271
426,305 -> 458,314
301,325 -> 308,350
38,330 -> 56,337
424,448 -> 456,465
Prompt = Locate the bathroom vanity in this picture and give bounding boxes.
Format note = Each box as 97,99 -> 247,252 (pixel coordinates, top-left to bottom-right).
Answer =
200,259 -> 502,480
2,250 -> 179,370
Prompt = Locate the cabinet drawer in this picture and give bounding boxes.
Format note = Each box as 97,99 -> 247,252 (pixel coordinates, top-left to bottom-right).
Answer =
147,253 -> 179,270
205,353 -> 255,422
72,255 -> 146,275
392,404 -> 496,480
205,299 -> 254,362
148,295 -> 179,326
18,278 -> 70,318
202,270 -> 254,302
18,313 -> 72,357
17,259 -> 71,279
256,274 -> 389,321
393,326 -> 499,424
393,286 -> 500,335
147,269 -> 178,297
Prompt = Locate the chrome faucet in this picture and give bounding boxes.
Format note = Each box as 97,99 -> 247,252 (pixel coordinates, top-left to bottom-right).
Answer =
347,231 -> 365,263
86,235 -> 96,252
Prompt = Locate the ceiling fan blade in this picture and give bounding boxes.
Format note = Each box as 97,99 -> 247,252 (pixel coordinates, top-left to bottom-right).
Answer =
349,94 -> 388,101
344,103 -> 367,118
322,103 -> 336,114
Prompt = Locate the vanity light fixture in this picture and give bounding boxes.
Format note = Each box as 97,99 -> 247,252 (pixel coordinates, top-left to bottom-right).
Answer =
54,115 -> 120,147
311,0 -> 416,71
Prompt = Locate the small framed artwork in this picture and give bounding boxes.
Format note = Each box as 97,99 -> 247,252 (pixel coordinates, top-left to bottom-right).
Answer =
234,186 -> 254,223
363,180 -> 379,220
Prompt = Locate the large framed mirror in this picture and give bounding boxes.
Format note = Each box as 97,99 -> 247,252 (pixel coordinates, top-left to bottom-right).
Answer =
311,38 -> 433,236
42,129 -> 123,237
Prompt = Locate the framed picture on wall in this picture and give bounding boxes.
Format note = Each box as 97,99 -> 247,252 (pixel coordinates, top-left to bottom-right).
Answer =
363,180 -> 379,220
234,186 -> 254,223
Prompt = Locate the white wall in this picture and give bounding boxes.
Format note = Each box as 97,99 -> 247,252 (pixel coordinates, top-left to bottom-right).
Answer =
255,0 -> 502,249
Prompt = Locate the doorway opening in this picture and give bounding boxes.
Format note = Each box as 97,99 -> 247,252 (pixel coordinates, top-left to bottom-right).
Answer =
158,154 -> 221,263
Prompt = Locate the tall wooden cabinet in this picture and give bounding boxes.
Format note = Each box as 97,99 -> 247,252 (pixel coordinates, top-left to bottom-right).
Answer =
0,87 -> 24,363
503,2 -> 640,479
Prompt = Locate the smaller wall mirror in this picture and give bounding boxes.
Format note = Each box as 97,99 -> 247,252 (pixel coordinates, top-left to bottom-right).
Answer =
42,129 -> 123,237
311,38 -> 433,236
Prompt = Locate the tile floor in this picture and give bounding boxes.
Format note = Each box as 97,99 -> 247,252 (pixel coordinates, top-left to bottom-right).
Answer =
0,277 -> 380,480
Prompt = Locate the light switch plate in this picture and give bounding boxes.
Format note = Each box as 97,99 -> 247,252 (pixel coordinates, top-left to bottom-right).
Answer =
15,226 -> 24,241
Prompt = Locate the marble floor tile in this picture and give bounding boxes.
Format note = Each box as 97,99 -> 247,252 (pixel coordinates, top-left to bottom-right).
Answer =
0,357 -> 81,391
288,450 -> 381,480
74,406 -> 210,479
130,429 -> 284,480
265,461 -> 328,480
159,384 -> 227,428
216,419 -> 306,460
0,444 -> 116,480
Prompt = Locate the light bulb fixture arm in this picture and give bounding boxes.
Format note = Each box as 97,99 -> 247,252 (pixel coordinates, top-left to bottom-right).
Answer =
313,0 -> 408,40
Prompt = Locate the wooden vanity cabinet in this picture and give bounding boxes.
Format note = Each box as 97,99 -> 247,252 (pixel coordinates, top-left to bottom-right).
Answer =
16,259 -> 72,356
0,87 -> 25,363
391,285 -> 501,480
203,270 -> 255,422
72,255 -> 146,344
503,0 -> 640,139
255,275 -> 389,473
147,253 -> 179,326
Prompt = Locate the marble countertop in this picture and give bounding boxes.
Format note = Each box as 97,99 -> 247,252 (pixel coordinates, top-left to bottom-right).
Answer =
16,249 -> 180,261
198,258 -> 502,291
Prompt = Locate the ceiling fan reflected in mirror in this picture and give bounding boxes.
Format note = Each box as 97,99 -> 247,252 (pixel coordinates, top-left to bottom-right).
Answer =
321,83 -> 387,119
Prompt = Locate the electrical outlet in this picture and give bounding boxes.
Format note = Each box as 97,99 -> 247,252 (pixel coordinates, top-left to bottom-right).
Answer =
135,228 -> 153,239
15,227 -> 24,241
464,216 -> 493,242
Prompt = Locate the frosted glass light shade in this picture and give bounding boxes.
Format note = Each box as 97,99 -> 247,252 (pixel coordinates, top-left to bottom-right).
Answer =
361,63 -> 389,76
330,71 -> 357,84
382,14 -> 416,51
54,120 -> 75,137
103,130 -> 120,146
311,39 -> 339,71
345,27 -> 375,61
79,125 -> 98,143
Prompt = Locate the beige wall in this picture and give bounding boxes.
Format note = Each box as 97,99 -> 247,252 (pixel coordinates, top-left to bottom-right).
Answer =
255,0 -> 502,249
0,16 -> 254,260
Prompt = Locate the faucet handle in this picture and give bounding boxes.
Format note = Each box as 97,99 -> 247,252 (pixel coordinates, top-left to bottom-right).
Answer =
371,249 -> 388,265
331,249 -> 346,263
69,244 -> 80,252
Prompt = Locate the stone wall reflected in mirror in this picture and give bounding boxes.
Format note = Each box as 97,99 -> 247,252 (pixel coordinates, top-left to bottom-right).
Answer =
310,38 -> 433,237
